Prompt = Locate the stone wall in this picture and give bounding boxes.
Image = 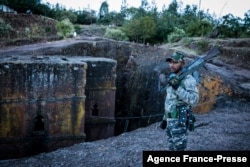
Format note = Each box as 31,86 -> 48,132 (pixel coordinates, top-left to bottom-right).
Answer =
0,55 -> 118,159
83,57 -> 117,141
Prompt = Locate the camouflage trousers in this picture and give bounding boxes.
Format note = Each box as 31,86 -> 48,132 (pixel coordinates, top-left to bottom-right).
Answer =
166,119 -> 188,151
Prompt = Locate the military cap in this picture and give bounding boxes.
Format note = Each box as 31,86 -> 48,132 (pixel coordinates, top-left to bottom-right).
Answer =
166,51 -> 185,62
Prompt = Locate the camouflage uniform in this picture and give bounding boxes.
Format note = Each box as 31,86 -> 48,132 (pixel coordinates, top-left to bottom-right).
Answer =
163,52 -> 199,151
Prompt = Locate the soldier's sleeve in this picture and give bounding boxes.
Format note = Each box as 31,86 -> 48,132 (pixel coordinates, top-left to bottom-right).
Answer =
175,75 -> 199,106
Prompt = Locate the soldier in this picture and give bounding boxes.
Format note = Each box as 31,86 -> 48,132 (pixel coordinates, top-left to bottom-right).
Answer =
159,51 -> 199,151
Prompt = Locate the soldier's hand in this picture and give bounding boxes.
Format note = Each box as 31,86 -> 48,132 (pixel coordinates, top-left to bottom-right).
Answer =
168,76 -> 180,90
160,120 -> 167,130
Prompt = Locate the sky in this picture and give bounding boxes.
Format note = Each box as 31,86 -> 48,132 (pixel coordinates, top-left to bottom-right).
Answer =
42,0 -> 250,18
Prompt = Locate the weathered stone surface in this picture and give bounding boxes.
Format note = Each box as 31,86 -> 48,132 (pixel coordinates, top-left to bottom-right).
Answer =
0,56 -> 87,159
0,55 -> 119,159
82,57 -> 117,141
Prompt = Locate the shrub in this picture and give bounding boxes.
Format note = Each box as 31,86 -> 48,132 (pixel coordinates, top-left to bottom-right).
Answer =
104,28 -> 129,41
25,27 -> 31,38
30,24 -> 40,37
168,27 -> 186,43
0,18 -> 13,38
56,18 -> 75,38
186,19 -> 213,37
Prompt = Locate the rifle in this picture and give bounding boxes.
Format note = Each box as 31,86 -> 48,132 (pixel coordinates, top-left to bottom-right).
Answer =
168,47 -> 221,86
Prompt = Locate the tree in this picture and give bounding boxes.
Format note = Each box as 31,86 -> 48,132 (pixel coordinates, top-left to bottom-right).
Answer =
181,4 -> 198,23
155,2 -> 180,43
185,18 -> 213,37
242,10 -> 250,37
124,7 -> 141,20
98,1 -> 109,24
32,3 -> 51,16
219,14 -> 242,38
122,16 -> 156,44
160,0 -> 180,29
122,18 -> 141,42
54,9 -> 77,23
149,0 -> 158,20
167,0 -> 179,16
76,10 -> 97,25
106,11 -> 126,26
155,16 -> 174,42
140,16 -> 156,44
140,0 -> 150,11
3,0 -> 41,13
121,0 -> 128,12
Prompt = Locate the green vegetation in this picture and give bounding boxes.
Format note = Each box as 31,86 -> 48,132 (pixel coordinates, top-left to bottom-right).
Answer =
0,18 -> 13,38
104,28 -> 129,41
56,19 -> 75,38
0,0 -> 249,43
122,16 -> 156,44
168,27 -> 186,43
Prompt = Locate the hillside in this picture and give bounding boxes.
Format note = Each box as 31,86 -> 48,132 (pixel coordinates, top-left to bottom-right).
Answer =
0,13 -> 59,48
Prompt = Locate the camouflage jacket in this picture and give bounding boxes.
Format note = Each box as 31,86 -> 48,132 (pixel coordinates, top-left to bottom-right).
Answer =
163,74 -> 199,120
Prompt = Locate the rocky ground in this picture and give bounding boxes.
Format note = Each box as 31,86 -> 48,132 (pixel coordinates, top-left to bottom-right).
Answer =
0,99 -> 249,167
